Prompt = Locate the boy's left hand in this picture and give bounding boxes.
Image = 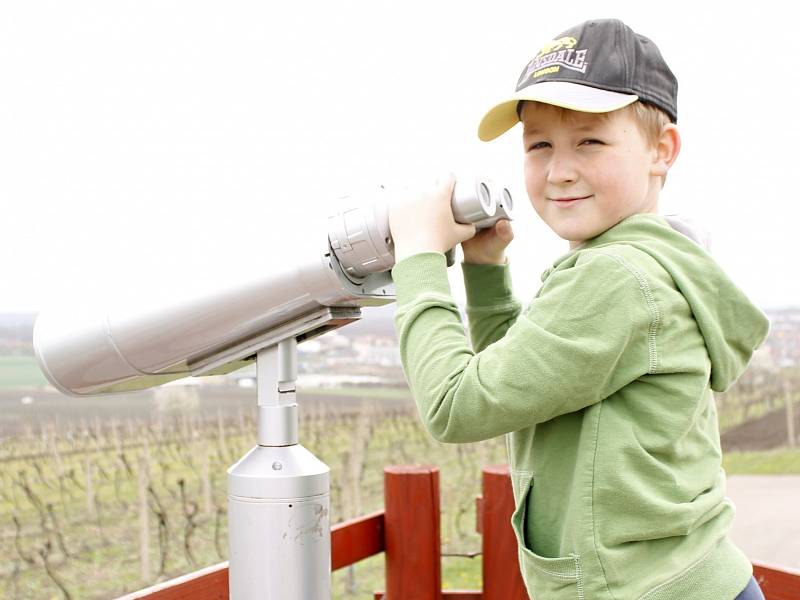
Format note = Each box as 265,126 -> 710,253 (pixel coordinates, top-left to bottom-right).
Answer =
389,174 -> 477,263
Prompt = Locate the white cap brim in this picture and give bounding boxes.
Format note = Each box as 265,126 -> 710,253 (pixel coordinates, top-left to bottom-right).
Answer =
477,81 -> 639,141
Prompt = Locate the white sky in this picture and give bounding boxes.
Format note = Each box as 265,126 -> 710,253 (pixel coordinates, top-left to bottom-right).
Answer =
2,0 -> 798,313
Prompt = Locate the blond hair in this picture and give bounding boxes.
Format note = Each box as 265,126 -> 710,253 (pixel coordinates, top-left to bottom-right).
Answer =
519,100 -> 670,147
625,101 -> 672,149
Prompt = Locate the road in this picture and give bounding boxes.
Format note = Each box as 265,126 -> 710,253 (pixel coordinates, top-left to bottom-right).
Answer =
726,475 -> 800,572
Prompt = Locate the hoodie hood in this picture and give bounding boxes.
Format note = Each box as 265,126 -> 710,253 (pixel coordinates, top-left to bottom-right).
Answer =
662,214 -> 712,252
544,213 -> 770,392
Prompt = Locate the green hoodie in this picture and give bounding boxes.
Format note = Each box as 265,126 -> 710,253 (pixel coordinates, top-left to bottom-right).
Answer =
392,213 -> 770,600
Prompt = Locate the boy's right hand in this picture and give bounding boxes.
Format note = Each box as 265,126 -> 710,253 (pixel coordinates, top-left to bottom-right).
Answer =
461,219 -> 514,265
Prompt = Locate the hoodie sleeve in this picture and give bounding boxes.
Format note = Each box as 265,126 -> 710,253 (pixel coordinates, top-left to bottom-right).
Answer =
461,260 -> 523,352
392,250 -> 656,443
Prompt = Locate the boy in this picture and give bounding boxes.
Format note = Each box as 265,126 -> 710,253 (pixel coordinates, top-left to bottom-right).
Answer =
388,19 -> 769,600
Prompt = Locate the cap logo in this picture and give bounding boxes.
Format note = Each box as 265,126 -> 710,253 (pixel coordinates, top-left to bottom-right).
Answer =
518,36 -> 589,88
535,37 -> 577,57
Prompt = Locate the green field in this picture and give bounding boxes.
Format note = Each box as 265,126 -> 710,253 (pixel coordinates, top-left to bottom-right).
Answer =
0,356 -> 46,390
0,355 -> 409,398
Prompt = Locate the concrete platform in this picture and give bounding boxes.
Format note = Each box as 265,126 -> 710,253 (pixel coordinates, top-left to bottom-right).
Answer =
726,475 -> 800,571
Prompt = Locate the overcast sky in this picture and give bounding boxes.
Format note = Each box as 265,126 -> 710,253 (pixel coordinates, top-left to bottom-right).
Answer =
2,0 -> 798,314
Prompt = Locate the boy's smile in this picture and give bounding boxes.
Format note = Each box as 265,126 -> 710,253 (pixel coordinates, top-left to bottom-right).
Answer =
521,102 -> 667,249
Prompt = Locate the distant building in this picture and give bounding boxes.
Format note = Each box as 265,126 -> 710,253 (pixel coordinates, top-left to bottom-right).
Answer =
352,335 -> 402,367
763,308 -> 800,368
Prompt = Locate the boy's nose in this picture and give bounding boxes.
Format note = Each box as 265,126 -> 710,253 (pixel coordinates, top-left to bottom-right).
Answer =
546,152 -> 579,184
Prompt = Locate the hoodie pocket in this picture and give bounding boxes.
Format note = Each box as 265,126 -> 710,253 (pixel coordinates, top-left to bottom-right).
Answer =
510,472 -> 585,600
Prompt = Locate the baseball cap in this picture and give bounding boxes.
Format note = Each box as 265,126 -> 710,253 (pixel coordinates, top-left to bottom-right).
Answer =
478,19 -> 678,141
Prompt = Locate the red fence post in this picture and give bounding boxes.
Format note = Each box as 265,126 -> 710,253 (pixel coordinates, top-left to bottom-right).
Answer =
383,465 -> 442,600
754,562 -> 800,600
481,465 -> 529,600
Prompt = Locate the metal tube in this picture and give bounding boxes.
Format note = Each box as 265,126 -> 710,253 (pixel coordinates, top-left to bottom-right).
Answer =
257,342 -> 299,447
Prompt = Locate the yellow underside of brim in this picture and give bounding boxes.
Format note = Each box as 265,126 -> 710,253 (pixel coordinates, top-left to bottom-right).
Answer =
477,93 -> 639,142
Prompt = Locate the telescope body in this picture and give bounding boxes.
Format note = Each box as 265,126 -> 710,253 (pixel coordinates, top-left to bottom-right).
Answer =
33,178 -> 513,396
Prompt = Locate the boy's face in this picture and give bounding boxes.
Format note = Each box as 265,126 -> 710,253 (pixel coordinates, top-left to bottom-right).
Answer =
521,102 -> 661,248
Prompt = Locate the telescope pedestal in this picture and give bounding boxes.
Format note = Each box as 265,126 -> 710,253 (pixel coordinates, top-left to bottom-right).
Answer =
227,307 -> 360,599
228,445 -> 330,599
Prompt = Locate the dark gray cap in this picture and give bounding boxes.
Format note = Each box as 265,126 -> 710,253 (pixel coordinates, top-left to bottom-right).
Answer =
478,19 -> 678,141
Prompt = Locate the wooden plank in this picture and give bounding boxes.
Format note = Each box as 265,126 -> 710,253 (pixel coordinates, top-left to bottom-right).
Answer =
754,562 -> 800,600
481,465 -> 528,600
332,510 -> 385,571
115,562 -> 229,600
384,465 -> 442,600
375,592 -> 482,599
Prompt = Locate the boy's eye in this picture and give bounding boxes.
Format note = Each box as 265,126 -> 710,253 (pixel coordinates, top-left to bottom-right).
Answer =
527,141 -> 551,151
580,138 -> 604,146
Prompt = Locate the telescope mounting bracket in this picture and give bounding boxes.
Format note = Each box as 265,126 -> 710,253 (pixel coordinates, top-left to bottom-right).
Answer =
189,305 -> 362,378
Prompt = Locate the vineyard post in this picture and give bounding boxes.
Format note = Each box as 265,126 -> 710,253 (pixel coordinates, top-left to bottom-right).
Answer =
93,415 -> 103,452
138,454 -> 151,582
113,418 -> 122,457
216,409 -> 229,462
786,379 -> 796,448
143,431 -> 151,467
201,443 -> 212,516
50,431 -> 68,519
85,457 -> 95,517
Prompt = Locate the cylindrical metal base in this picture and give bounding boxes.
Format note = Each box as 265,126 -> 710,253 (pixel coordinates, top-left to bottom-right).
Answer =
228,444 -> 330,599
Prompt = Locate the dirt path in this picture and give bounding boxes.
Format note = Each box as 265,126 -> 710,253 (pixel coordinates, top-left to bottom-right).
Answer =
726,475 -> 800,571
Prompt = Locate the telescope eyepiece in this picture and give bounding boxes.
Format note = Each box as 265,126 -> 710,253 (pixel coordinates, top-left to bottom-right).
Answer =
328,177 -> 514,278
502,187 -> 513,211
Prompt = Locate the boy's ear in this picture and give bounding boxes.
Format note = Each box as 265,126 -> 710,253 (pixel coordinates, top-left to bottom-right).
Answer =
651,124 -> 681,178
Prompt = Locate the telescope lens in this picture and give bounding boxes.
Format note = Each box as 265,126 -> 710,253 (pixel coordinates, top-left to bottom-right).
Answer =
478,182 -> 491,210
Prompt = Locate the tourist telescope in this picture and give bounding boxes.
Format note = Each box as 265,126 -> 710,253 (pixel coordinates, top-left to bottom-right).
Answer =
32,178 -> 514,600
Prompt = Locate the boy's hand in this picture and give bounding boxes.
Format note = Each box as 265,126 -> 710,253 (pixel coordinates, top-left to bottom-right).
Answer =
461,219 -> 514,265
389,174 -> 477,263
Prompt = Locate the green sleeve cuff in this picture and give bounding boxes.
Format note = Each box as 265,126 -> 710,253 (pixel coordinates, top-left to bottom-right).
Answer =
391,252 -> 451,306
461,260 -> 516,307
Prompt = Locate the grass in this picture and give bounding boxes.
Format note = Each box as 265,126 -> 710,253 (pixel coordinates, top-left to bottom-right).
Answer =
723,448 -> 800,475
333,554 -> 483,597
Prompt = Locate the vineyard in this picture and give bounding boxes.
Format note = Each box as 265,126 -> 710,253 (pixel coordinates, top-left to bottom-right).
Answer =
1,366 -> 798,599
716,366 -> 800,448
0,389 -> 507,599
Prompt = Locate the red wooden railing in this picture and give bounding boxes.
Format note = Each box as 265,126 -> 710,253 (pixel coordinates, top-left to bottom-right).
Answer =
118,464 -> 800,600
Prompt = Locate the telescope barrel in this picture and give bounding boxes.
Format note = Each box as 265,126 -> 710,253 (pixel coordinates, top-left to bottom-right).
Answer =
34,238 -> 393,396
